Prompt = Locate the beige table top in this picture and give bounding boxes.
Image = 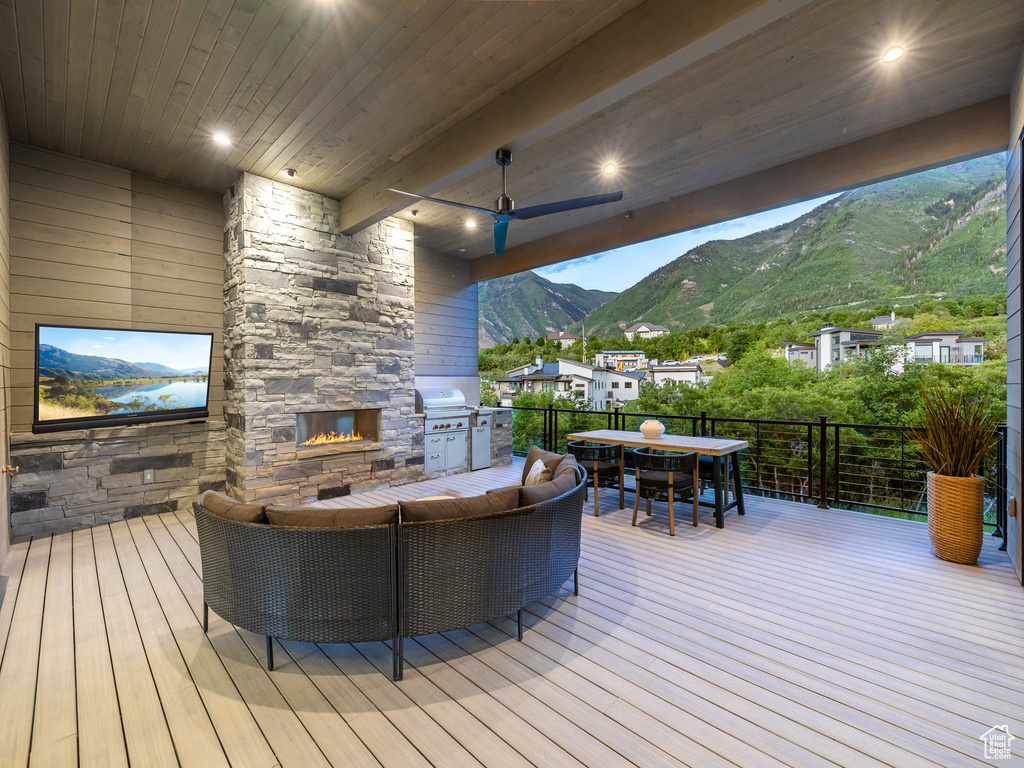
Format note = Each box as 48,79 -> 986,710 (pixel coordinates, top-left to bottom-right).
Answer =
566,429 -> 748,457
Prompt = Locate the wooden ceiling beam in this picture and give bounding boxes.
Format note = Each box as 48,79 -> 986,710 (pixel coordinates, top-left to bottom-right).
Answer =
337,0 -> 815,234
470,95 -> 1011,282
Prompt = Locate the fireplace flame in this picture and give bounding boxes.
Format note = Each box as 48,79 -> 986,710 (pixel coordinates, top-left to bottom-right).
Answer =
300,430 -> 365,447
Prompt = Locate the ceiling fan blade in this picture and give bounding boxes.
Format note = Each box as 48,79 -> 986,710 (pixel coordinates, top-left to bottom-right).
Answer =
493,219 -> 509,255
387,189 -> 494,216
514,191 -> 623,220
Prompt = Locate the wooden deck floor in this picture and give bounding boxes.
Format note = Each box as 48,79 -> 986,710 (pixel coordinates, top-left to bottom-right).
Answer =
0,458 -> 1022,768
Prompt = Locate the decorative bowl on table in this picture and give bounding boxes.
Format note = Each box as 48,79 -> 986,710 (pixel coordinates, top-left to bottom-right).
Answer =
639,419 -> 666,439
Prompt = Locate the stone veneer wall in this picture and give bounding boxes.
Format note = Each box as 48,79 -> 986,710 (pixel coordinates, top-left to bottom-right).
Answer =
9,421 -> 226,538
223,173 -> 424,505
489,408 -> 514,466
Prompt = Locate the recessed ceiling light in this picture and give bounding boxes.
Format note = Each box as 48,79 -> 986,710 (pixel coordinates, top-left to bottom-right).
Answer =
881,45 -> 905,63
465,219 -> 477,230
213,132 -> 231,146
602,163 -> 617,175
284,168 -> 297,178
459,248 -> 466,252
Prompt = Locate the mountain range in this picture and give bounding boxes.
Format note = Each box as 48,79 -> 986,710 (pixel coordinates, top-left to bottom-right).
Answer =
478,271 -> 616,346
575,154 -> 1006,336
38,345 -> 205,380
478,154 -> 1006,342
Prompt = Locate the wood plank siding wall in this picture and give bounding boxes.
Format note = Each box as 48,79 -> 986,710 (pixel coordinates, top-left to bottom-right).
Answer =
0,101 -> 11,565
414,246 -> 478,377
7,144 -> 223,431
1008,51 -> 1024,583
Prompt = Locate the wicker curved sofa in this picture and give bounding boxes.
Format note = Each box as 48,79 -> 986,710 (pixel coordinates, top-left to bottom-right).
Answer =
193,452 -> 585,681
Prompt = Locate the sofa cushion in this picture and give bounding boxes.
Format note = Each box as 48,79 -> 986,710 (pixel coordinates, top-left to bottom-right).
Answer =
522,445 -> 565,484
400,487 -> 520,523
486,484 -> 523,495
200,490 -> 266,523
519,471 -> 577,506
265,504 -> 398,528
553,454 -> 579,480
524,459 -> 554,486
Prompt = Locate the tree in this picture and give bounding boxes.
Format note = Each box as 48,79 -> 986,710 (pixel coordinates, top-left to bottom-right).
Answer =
726,329 -> 752,362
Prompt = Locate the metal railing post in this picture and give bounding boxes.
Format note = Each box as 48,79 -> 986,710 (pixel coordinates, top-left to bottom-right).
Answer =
899,429 -> 906,515
757,421 -> 763,492
997,425 -> 1007,550
833,424 -> 840,507
700,411 -> 708,437
613,404 -> 621,431
817,415 -> 829,509
805,422 -> 813,502
545,403 -> 553,451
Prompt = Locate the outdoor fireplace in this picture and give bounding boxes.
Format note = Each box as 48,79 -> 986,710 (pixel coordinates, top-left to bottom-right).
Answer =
295,409 -> 381,449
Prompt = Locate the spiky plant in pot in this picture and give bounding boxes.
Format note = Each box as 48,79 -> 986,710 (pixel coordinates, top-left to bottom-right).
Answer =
910,388 -> 998,564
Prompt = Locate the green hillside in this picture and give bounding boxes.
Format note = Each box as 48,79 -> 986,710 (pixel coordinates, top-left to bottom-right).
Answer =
478,270 -> 616,346
577,154 -> 1006,337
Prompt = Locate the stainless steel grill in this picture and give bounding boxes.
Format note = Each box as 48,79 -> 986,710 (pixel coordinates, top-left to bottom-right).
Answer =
415,387 -> 470,472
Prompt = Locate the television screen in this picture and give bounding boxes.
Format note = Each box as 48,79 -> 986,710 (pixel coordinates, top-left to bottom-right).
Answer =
34,325 -> 214,433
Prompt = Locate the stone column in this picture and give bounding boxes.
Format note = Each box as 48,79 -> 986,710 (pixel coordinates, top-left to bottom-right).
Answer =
223,173 -> 421,505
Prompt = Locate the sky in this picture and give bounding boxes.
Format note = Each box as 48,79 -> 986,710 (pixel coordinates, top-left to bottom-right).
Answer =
39,327 -> 213,372
535,194 -> 839,292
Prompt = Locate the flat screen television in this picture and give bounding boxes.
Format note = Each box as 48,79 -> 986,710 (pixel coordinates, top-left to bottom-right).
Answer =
33,324 -> 214,433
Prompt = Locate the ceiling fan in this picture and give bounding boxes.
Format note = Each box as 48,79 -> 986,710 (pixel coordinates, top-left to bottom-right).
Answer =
388,148 -> 623,255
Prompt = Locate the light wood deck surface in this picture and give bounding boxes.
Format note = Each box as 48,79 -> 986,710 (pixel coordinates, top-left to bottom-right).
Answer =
0,458 -> 1022,768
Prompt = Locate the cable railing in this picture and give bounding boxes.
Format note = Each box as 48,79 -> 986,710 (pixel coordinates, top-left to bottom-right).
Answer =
510,404 -> 1008,549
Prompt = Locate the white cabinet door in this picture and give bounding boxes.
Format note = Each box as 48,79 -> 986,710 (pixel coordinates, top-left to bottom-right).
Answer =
446,432 -> 467,468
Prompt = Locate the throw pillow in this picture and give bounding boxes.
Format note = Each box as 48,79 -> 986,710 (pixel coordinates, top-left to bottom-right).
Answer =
520,471 -> 577,506
523,460 -> 553,486
553,454 -> 580,479
265,504 -> 398,528
522,444 -> 565,484
400,487 -> 520,523
200,490 -> 266,523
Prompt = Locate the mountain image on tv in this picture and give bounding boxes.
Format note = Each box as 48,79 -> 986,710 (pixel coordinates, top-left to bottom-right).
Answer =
36,327 -> 213,424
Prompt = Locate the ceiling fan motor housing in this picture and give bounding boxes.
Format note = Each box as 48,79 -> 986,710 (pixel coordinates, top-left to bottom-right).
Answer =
495,194 -> 515,215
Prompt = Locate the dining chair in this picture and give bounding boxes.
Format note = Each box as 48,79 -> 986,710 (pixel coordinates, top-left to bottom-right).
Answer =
567,440 -> 625,516
632,448 -> 699,536
698,454 -> 740,504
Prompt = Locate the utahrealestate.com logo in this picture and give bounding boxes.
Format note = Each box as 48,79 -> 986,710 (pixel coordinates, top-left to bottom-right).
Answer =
980,725 -> 1015,760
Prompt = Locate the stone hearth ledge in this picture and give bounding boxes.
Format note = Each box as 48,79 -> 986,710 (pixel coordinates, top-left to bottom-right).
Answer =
9,420 -> 226,539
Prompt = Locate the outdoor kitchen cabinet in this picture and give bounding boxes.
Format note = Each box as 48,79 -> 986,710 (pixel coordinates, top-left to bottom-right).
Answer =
425,431 -> 467,472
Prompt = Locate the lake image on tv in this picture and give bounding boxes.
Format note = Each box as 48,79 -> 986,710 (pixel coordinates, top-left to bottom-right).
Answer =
96,380 -> 210,413
36,326 -> 212,424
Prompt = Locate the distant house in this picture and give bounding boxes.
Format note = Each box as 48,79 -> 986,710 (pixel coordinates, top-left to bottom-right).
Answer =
545,331 -> 580,348
782,326 -> 986,373
904,331 -> 985,365
593,350 -> 647,371
780,341 -> 816,368
498,356 -> 644,407
647,363 -> 703,386
870,312 -> 898,330
623,322 -> 668,341
806,327 -> 883,372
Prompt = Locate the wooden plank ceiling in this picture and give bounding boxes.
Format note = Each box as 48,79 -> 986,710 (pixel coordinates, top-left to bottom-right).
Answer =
0,0 -> 1021,271
413,0 -> 1024,260
0,0 -> 644,197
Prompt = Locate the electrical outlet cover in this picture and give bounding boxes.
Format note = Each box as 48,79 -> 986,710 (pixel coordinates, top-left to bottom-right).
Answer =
144,469 -> 155,484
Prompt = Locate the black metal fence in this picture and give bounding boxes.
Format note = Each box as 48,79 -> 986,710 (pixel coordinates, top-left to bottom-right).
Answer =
510,404 -> 1008,550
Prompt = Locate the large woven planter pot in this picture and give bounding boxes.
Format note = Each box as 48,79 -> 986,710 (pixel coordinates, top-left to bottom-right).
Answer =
926,471 -> 984,565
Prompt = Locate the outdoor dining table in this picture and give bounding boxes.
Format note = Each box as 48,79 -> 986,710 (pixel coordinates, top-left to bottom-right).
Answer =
565,429 -> 748,528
